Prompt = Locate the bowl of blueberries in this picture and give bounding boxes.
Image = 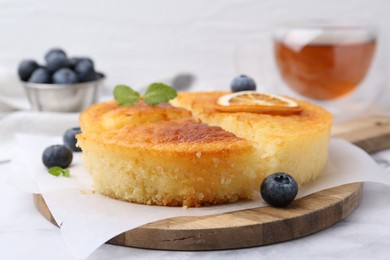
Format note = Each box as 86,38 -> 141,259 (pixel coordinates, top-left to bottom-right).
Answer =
18,48 -> 104,113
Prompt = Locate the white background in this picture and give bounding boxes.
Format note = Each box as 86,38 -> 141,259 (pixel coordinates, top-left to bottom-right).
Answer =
0,0 -> 389,92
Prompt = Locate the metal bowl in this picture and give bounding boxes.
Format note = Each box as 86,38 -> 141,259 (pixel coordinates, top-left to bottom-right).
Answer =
22,76 -> 104,112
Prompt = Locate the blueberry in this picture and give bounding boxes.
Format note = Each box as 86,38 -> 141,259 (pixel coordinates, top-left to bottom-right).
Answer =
52,68 -> 78,84
46,53 -> 70,73
45,48 -> 67,62
42,144 -> 73,168
71,57 -> 94,66
230,75 -> 256,92
28,67 -> 51,83
63,127 -> 82,152
80,57 -> 94,67
18,59 -> 40,81
260,172 -> 298,207
68,57 -> 78,68
74,59 -> 97,82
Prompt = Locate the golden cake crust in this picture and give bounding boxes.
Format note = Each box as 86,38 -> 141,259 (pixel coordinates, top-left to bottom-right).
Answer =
171,91 -> 332,137
80,100 -> 193,135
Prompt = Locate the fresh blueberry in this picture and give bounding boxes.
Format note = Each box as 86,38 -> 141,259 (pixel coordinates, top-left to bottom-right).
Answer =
230,75 -> 257,92
42,144 -> 73,168
46,53 -> 70,73
76,57 -> 94,66
45,48 -> 67,62
74,59 -> 97,82
63,127 -> 82,152
260,172 -> 298,207
68,57 -> 81,69
18,59 -> 40,81
28,67 -> 51,83
52,68 -> 78,84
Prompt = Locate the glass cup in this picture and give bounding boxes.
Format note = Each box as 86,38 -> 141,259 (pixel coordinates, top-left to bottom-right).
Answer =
273,20 -> 386,122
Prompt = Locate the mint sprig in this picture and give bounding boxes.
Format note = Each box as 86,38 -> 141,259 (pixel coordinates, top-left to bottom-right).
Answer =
113,84 -> 141,106
48,167 -> 70,177
113,83 -> 177,106
144,83 -> 178,105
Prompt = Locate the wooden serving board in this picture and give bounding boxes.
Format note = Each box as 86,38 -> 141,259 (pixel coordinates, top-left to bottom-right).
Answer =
34,183 -> 363,250
34,116 -> 390,251
331,116 -> 390,153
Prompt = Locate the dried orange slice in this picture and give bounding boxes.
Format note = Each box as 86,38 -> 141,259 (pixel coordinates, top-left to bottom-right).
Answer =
216,91 -> 302,115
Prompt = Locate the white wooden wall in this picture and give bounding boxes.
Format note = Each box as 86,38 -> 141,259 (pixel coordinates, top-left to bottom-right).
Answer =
0,0 -> 389,93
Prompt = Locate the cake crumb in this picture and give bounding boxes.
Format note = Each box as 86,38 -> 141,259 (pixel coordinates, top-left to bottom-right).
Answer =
195,151 -> 202,158
80,189 -> 96,195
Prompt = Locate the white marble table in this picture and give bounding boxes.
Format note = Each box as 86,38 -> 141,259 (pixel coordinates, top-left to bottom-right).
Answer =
1,110 -> 390,259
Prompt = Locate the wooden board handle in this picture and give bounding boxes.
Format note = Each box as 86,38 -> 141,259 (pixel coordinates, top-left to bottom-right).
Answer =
332,116 -> 390,153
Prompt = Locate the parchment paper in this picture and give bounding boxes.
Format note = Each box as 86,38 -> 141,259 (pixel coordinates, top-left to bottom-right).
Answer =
7,134 -> 390,259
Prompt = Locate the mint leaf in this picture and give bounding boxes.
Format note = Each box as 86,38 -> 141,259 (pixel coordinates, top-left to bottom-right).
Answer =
114,84 -> 141,106
48,166 -> 70,177
48,167 -> 62,176
143,83 -> 177,105
62,168 -> 70,177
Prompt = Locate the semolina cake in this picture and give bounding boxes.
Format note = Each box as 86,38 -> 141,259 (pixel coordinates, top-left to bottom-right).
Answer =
77,92 -> 332,207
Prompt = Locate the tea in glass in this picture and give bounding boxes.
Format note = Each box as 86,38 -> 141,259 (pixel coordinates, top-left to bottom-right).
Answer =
274,22 -> 376,101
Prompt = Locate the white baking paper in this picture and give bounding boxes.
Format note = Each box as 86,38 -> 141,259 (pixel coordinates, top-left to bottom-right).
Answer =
0,111 -> 79,163
7,134 -> 390,259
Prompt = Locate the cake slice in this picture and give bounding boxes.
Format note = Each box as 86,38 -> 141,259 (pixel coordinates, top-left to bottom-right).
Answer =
171,91 -> 333,185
